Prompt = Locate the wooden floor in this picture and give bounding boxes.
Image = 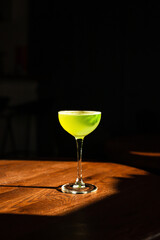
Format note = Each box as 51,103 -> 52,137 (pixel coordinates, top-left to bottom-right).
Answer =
0,160 -> 160,240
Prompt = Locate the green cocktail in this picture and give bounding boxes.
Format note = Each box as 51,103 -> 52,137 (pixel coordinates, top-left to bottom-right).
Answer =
58,111 -> 101,138
58,110 -> 101,194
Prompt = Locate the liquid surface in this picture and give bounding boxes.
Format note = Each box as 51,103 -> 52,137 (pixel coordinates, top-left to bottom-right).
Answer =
58,111 -> 101,138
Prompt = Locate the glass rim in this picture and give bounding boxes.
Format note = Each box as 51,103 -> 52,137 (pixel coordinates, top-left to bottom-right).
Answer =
58,110 -> 101,115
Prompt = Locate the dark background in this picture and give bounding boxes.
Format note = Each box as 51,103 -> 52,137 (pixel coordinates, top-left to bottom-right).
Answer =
0,1 -> 160,161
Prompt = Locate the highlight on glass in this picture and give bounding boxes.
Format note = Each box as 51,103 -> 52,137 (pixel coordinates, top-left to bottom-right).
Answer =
58,110 -> 101,194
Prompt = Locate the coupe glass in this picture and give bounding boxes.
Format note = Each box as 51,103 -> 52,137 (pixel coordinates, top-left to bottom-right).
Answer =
58,110 -> 101,194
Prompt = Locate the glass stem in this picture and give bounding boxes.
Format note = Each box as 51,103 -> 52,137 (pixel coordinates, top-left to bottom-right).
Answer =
75,137 -> 85,187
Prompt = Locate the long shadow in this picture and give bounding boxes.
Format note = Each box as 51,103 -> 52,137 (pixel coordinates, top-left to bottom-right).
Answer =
0,184 -> 62,192
0,174 -> 160,240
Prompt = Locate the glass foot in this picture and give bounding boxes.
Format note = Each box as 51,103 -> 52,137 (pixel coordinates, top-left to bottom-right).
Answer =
61,183 -> 97,194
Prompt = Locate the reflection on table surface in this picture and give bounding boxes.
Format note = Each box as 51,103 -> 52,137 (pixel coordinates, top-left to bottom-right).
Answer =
0,159 -> 160,240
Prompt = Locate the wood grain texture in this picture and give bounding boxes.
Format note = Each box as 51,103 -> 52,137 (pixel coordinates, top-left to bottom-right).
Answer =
0,160 -> 160,240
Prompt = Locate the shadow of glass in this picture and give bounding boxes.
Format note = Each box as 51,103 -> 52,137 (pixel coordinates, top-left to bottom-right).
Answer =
0,173 -> 160,240
0,184 -> 63,193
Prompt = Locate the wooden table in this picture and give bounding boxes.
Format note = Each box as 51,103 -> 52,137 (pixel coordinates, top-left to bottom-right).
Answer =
0,160 -> 160,240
